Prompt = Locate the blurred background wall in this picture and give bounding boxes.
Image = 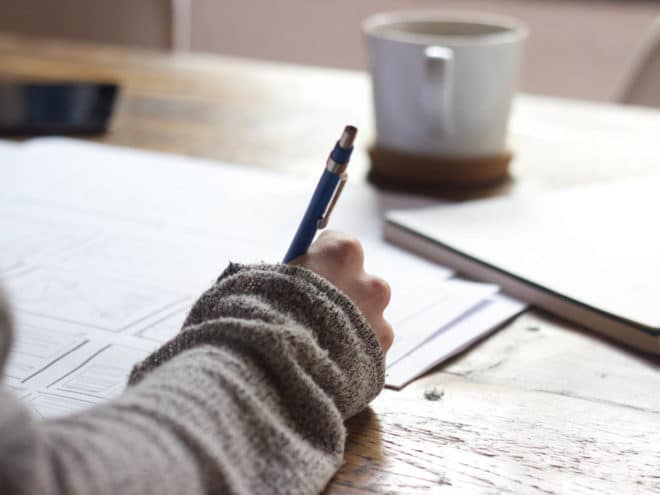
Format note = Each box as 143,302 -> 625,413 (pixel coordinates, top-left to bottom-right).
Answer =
0,0 -> 658,102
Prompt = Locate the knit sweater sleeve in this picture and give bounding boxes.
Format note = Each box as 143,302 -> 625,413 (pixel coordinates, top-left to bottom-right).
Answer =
0,264 -> 385,495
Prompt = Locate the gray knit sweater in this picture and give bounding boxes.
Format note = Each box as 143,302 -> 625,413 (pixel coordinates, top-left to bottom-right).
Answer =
0,263 -> 385,494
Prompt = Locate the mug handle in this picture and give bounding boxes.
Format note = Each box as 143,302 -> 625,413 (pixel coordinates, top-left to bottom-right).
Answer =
422,46 -> 454,135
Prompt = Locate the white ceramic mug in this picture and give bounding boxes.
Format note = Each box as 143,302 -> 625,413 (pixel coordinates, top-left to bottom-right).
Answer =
363,11 -> 527,157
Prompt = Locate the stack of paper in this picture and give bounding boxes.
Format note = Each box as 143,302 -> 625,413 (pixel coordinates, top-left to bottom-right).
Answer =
0,138 -> 524,417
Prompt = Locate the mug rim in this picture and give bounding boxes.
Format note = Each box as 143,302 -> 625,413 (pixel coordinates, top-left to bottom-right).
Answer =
362,10 -> 528,46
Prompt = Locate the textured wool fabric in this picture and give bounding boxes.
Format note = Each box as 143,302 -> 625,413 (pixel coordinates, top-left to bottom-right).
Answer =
0,263 -> 385,495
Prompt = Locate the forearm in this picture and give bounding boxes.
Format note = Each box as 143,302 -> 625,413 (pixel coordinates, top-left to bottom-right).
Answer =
41,345 -> 340,495
0,263 -> 384,495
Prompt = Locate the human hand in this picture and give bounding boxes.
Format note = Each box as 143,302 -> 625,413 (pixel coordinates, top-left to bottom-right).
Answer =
289,230 -> 394,353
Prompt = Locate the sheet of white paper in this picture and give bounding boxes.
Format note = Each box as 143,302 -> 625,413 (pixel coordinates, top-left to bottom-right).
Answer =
5,324 -> 87,386
386,279 -> 498,366
21,342 -> 152,418
0,137 -> 519,416
4,266 -> 189,332
50,345 -> 151,400
137,306 -> 191,342
385,294 -> 526,388
5,311 -> 161,418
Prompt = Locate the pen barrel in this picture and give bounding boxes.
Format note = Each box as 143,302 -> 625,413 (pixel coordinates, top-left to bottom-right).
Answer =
283,169 -> 341,263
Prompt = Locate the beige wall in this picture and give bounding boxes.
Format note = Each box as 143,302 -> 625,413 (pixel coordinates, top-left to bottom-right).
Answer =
0,0 -> 174,49
0,0 -> 658,101
190,0 -> 659,101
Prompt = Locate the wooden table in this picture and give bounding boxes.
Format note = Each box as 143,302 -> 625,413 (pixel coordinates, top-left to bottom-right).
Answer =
1,33 -> 658,494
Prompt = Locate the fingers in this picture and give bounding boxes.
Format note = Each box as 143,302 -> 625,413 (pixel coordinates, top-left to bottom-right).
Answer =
288,229 -> 394,353
357,277 -> 393,352
289,230 -> 363,272
353,273 -> 391,312
313,230 -> 364,270
374,318 -> 395,352
312,231 -> 390,310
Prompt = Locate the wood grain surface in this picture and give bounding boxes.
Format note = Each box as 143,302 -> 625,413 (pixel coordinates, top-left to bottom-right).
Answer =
0,33 -> 658,494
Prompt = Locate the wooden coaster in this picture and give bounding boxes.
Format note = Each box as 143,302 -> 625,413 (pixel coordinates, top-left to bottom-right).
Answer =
368,146 -> 513,193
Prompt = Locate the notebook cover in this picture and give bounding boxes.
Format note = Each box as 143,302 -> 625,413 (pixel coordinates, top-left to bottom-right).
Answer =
385,177 -> 660,354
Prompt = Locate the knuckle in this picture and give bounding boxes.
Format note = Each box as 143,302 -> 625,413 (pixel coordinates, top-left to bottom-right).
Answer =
380,324 -> 394,351
328,237 -> 364,265
366,275 -> 391,308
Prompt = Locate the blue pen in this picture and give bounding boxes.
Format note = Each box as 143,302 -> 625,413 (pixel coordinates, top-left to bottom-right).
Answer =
283,125 -> 357,263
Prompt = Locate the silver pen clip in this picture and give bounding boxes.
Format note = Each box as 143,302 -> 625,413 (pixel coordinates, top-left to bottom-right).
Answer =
317,173 -> 348,229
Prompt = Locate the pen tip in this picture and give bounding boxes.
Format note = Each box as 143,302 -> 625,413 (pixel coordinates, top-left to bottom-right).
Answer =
339,125 -> 358,149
